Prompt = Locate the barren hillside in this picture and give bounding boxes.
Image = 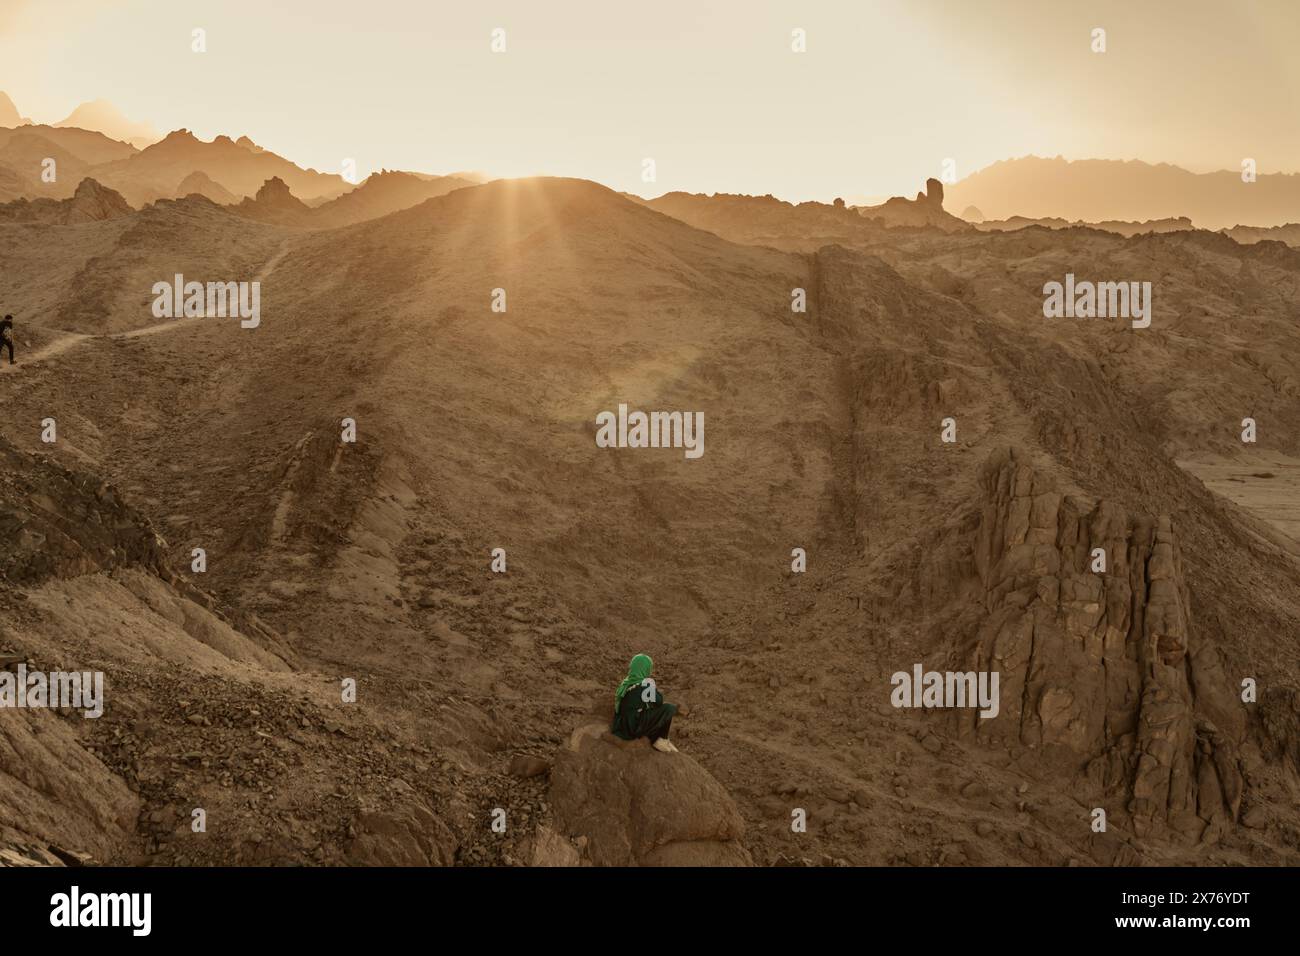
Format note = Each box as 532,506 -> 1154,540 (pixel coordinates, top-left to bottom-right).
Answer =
1,177 -> 1297,867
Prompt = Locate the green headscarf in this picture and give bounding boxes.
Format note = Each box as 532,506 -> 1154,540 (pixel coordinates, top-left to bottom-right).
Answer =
615,653 -> 654,709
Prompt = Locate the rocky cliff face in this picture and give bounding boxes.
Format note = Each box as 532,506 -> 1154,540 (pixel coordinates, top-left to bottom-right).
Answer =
957,448 -> 1245,842
0,437 -> 169,586
0,435 -> 285,652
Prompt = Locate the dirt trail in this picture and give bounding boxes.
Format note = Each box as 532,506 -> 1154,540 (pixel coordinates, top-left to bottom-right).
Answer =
0,331 -> 90,371
114,317 -> 204,340
0,238 -> 292,369
252,238 -> 292,283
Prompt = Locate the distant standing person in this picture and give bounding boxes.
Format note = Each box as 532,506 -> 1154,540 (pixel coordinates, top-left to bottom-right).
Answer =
1,315 -> 13,365
612,653 -> 679,752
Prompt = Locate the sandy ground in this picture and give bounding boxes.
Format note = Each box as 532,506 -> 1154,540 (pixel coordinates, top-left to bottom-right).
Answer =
1179,453 -> 1300,547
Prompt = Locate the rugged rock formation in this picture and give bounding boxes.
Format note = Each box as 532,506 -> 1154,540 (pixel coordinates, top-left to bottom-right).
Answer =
0,707 -> 141,865
0,436 -> 169,586
549,722 -> 752,866
956,448 -> 1245,842
234,176 -> 313,225
919,177 -> 944,205
64,177 -> 133,222
0,435 -> 288,661
0,177 -> 132,224
642,190 -> 871,249
856,178 -> 969,232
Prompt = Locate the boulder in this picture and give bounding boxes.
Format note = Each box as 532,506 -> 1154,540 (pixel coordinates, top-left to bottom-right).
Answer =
549,722 -> 752,866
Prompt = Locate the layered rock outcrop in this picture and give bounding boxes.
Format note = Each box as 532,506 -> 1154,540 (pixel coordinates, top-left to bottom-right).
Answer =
0,437 -> 169,586
957,448 -> 1245,840
0,435 -> 289,662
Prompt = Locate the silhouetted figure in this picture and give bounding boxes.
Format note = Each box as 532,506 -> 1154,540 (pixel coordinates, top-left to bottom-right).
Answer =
1,315 -> 13,365
612,653 -> 679,752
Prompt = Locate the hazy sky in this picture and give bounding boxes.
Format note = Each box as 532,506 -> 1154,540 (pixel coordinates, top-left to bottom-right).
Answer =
2,0 -> 1297,202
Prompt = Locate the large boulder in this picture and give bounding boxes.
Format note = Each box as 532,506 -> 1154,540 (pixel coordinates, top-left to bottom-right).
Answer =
549,722 -> 752,866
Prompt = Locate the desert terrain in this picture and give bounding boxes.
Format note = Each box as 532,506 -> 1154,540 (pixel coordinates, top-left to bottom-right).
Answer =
0,95 -> 1298,868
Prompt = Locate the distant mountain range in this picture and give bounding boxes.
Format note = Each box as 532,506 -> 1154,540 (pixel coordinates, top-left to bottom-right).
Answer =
7,91 -> 1300,237
0,92 -> 157,147
947,156 -> 1300,230
227,169 -> 477,228
54,99 -> 159,149
966,213 -> 1300,248
0,91 -> 31,127
87,128 -> 352,206
0,92 -> 491,217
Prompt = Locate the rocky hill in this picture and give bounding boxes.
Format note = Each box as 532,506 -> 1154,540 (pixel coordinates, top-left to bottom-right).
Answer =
0,175 -> 1297,867
174,171 -> 238,205
0,178 -> 132,224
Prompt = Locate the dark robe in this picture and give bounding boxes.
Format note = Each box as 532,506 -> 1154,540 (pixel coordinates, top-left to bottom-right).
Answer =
611,682 -> 677,741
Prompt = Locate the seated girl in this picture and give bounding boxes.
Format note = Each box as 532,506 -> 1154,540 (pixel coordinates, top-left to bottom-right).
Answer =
611,653 -> 679,752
